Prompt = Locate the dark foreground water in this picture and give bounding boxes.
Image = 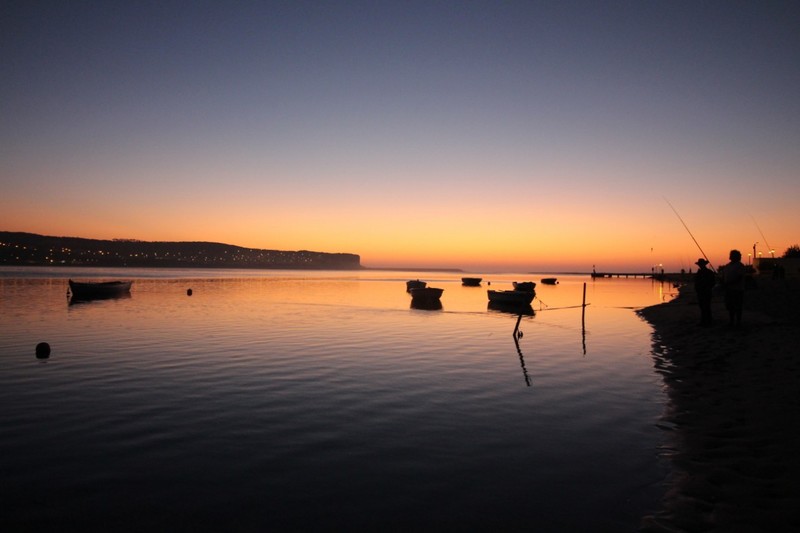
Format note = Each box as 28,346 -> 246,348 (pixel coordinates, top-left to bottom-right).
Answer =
0,268 -> 675,531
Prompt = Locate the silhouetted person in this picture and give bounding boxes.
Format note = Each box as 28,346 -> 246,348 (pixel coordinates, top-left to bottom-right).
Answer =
694,258 -> 715,326
722,249 -> 746,327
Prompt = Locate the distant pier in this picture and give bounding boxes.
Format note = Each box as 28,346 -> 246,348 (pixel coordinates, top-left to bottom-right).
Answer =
591,272 -> 688,282
591,272 -> 651,279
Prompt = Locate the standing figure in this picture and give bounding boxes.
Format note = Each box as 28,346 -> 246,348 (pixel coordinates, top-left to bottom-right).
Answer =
694,258 -> 715,326
722,249 -> 747,327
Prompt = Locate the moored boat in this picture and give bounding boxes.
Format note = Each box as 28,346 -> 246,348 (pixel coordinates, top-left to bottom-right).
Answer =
409,287 -> 444,302
68,279 -> 133,299
541,278 -> 558,285
487,289 -> 535,305
461,277 -> 482,286
406,279 -> 427,291
511,281 -> 536,292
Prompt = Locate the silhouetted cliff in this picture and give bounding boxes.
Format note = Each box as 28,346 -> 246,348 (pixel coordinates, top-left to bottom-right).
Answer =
0,232 -> 361,270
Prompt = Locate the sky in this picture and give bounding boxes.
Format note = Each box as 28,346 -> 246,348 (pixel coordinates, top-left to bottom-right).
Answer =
2,1 -> 798,272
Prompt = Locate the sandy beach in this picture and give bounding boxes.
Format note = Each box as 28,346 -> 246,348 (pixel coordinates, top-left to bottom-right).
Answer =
637,276 -> 800,532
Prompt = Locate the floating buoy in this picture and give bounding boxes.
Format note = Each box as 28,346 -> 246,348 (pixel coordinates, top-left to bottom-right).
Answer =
187,289 -> 193,296
36,342 -> 51,359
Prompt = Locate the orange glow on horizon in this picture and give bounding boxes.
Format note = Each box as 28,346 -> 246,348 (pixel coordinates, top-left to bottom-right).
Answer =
4,187 -> 798,273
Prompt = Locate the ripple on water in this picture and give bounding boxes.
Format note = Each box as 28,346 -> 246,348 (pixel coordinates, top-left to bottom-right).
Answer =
0,275 -> 668,531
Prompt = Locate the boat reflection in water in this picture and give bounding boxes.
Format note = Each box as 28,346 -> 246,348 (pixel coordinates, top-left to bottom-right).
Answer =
410,298 -> 443,311
69,291 -> 132,305
487,301 -> 535,316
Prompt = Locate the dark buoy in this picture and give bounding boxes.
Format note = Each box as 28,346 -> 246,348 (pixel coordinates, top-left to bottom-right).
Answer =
36,342 -> 51,359
187,288 -> 193,296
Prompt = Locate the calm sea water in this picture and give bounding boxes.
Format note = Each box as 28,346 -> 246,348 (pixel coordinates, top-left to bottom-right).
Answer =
0,267 -> 676,532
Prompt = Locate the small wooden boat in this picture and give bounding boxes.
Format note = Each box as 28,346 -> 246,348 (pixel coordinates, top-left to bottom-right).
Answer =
540,278 -> 558,285
461,277 -> 482,286
406,279 -> 427,291
68,279 -> 132,299
511,281 -> 536,292
409,287 -> 444,302
487,289 -> 535,305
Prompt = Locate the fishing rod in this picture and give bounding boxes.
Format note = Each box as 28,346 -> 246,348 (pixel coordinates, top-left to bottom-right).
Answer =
750,214 -> 774,257
663,197 -> 715,272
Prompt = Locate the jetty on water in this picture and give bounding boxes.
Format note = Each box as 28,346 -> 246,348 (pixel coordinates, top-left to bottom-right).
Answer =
591,271 -> 689,282
592,272 -> 652,279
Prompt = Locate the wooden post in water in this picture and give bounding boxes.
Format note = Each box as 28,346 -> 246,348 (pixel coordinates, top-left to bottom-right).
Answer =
582,282 -> 587,355
581,283 -> 586,324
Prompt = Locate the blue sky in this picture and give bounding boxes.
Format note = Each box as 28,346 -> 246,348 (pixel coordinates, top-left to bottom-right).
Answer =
3,1 -> 798,271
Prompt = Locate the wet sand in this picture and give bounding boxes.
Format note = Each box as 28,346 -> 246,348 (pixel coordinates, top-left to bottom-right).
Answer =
637,277 -> 800,532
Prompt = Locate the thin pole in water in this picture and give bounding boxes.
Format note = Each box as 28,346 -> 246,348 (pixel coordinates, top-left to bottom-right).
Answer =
582,282 -> 587,355
582,283 -> 586,324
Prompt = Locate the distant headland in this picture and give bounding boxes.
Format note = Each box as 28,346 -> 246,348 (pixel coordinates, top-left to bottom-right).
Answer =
0,232 -> 362,270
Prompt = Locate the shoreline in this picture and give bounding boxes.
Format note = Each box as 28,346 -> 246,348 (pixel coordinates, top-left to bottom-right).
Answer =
637,276 -> 800,532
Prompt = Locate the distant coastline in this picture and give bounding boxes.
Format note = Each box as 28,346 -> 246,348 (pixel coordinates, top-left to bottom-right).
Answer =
0,231 -> 361,270
2,232 -> 701,277
363,266 -> 463,273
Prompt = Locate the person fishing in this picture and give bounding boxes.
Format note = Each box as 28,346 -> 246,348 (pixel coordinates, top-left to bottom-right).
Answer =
722,249 -> 747,327
694,258 -> 715,326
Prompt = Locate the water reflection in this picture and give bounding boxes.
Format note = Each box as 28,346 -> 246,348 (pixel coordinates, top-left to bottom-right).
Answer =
0,272 -> 668,531
512,314 -> 532,387
582,310 -> 587,356
410,299 -> 443,311
68,292 -> 132,305
487,301 -> 535,316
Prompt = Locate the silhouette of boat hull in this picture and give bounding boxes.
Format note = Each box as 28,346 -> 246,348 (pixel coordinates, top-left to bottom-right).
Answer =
541,278 -> 558,285
69,279 -> 132,299
487,289 -> 535,305
461,277 -> 482,286
409,287 -> 444,302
